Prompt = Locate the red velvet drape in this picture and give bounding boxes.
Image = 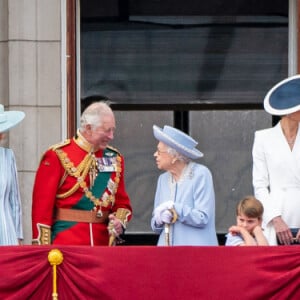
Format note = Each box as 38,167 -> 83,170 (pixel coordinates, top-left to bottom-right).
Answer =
0,246 -> 299,300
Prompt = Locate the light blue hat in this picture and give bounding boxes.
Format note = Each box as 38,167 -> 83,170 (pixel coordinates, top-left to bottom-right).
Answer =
264,74 -> 300,116
153,125 -> 203,159
0,104 -> 25,133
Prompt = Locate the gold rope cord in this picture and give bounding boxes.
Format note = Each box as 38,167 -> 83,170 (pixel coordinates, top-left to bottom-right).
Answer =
54,149 -> 122,208
55,149 -> 94,198
48,249 -> 64,300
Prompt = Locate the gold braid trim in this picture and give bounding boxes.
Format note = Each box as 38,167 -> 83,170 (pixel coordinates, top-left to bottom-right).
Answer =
32,223 -> 51,245
54,148 -> 122,209
108,208 -> 132,246
115,208 -> 132,228
50,139 -> 71,151
107,145 -> 121,155
55,149 -> 94,199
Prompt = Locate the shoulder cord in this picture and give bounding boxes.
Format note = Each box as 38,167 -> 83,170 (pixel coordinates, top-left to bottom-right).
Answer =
55,149 -> 94,199
54,148 -> 122,208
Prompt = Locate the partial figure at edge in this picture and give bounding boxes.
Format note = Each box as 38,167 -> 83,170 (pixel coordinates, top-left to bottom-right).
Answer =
0,104 -> 25,245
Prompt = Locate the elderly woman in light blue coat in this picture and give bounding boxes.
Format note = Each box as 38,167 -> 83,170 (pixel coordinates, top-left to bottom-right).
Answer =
151,125 -> 218,246
0,104 -> 25,245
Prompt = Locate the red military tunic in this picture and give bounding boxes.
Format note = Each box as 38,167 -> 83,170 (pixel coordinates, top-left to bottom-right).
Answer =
32,133 -> 132,245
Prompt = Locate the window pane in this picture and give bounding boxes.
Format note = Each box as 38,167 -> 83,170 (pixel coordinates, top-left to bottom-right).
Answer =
190,110 -> 272,232
81,16 -> 288,104
113,110 -> 173,233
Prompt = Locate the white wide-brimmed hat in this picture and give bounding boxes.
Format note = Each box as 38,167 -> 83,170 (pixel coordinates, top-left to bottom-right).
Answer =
153,125 -> 203,159
0,104 -> 25,133
264,74 -> 300,116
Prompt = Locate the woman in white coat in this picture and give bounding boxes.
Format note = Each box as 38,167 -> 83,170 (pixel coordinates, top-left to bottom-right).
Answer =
0,104 -> 25,245
252,75 -> 300,245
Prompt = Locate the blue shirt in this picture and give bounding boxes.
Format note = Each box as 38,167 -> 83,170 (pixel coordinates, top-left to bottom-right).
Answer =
225,233 -> 244,246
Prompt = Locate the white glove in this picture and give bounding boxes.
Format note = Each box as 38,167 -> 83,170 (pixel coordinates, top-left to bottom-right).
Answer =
154,208 -> 175,226
160,210 -> 173,224
154,201 -> 174,214
153,201 -> 175,226
153,209 -> 163,226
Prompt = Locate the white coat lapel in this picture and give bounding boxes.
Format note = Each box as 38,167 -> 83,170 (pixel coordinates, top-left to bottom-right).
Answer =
277,122 -> 300,184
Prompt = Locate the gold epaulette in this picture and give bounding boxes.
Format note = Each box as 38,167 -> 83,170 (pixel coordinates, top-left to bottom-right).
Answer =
50,139 -> 71,151
107,145 -> 121,155
37,139 -> 71,166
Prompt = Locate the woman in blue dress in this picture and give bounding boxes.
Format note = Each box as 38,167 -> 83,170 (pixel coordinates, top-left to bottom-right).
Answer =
151,125 -> 218,246
0,104 -> 25,245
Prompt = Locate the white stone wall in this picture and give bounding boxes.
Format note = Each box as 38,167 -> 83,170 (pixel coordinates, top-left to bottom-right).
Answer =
0,0 -> 63,244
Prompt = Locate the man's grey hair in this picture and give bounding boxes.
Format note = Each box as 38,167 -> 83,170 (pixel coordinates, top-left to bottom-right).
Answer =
80,101 -> 113,131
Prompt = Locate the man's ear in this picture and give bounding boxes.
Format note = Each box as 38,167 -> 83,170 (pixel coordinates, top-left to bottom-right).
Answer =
85,124 -> 93,134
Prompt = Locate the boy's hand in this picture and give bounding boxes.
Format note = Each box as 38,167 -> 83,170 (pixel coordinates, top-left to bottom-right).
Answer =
252,225 -> 263,235
229,225 -> 243,235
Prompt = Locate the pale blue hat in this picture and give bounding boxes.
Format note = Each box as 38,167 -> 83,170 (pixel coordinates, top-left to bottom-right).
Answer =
153,125 -> 203,159
264,74 -> 300,116
0,104 -> 25,133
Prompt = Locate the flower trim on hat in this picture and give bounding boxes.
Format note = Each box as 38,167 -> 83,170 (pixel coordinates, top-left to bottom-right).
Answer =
161,132 -> 198,155
154,125 -> 203,159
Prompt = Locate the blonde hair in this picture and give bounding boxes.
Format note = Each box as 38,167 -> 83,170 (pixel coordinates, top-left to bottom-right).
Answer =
236,195 -> 264,219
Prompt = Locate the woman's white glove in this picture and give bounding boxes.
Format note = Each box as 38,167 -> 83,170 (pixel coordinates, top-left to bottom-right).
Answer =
155,201 -> 174,212
153,201 -> 175,226
160,210 -> 173,224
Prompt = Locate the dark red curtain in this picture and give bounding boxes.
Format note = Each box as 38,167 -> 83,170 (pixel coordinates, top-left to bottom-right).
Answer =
0,245 -> 299,299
